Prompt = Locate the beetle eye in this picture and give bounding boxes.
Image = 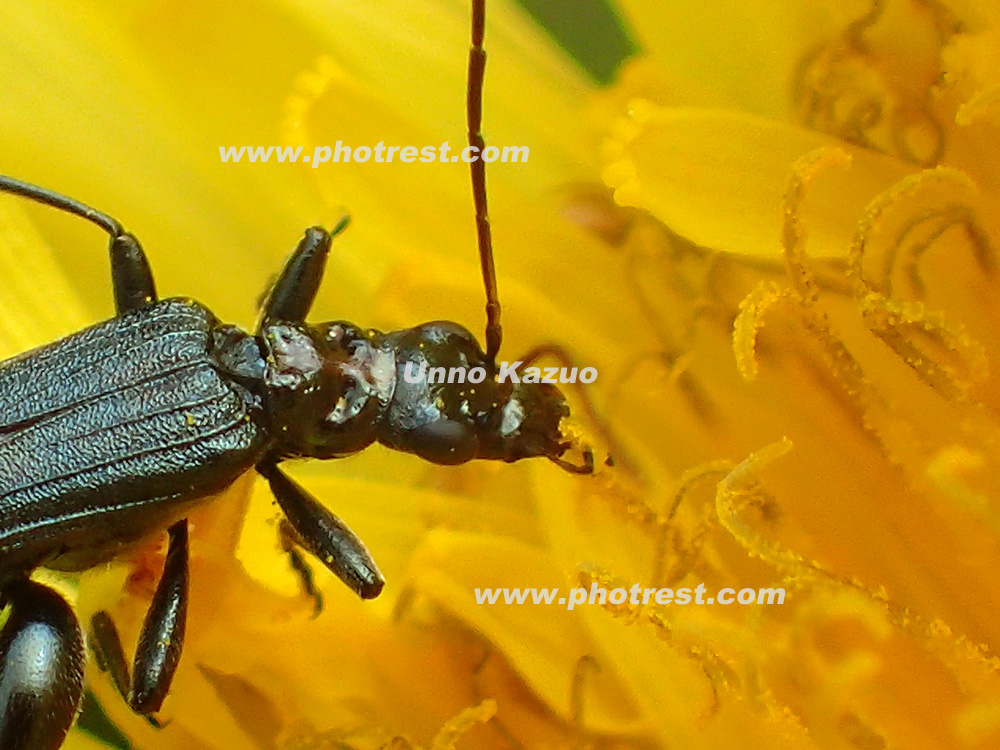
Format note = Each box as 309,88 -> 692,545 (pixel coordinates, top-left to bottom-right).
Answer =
409,419 -> 476,464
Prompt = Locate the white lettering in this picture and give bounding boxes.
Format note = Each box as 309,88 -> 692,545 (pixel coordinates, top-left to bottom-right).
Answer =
497,360 -> 522,383
403,360 -> 426,384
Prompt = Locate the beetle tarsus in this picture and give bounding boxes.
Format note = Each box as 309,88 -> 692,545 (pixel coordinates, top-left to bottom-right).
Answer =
279,517 -> 325,617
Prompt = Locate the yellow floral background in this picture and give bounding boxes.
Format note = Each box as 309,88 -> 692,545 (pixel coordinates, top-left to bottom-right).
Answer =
0,0 -> 999,748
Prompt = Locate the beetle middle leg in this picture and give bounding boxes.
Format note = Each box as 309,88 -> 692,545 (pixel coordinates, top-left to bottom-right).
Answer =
0,175 -> 157,315
88,519 -> 189,720
110,232 -> 157,315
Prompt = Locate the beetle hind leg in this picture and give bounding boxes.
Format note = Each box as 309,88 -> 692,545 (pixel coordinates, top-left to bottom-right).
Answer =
0,578 -> 85,750
88,611 -> 163,729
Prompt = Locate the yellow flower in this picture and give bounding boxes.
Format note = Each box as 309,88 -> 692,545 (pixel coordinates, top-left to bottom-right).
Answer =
0,0 -> 610,747
2,1 -> 1000,750
574,0 -> 1000,748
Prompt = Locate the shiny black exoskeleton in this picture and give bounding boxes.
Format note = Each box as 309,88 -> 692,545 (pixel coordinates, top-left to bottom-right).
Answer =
0,176 -> 592,750
0,4 -> 595,745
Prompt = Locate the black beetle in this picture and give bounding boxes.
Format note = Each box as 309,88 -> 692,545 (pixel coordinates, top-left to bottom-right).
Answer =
0,3 -> 595,747
0,181 -> 592,747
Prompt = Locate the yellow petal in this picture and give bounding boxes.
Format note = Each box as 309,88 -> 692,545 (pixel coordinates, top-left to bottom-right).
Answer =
405,530 -> 645,735
603,104 -> 912,258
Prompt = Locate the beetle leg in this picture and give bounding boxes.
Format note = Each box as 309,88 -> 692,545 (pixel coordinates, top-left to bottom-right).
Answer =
0,175 -> 156,313
278,518 -> 324,617
111,232 -> 158,314
0,578 -> 85,750
88,611 -> 165,729
258,217 -> 348,327
257,461 -> 384,599
129,519 -> 189,715
88,520 -> 189,720
88,610 -> 131,704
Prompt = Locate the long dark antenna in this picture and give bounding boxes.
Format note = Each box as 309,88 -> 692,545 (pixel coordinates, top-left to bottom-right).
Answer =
0,174 -> 124,238
468,0 -> 502,364
0,174 -> 157,312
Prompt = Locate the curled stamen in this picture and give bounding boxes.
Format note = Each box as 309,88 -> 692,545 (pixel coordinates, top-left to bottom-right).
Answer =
881,205 -> 995,297
845,0 -> 886,52
781,147 -> 852,303
651,460 -> 733,588
849,168 -> 989,398
794,0 -> 958,164
430,700 -> 498,750
849,166 -> 976,292
732,281 -> 795,382
891,104 -> 945,167
717,442 -> 1000,693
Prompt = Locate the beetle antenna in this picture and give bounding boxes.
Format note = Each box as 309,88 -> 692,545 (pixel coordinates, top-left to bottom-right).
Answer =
0,174 -> 125,238
468,0 -> 502,365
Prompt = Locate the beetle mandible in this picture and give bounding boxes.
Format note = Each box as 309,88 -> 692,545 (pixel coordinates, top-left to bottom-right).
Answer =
0,1 -> 595,747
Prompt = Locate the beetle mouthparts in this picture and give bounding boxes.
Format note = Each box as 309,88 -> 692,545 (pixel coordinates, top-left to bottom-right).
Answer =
549,444 -> 595,475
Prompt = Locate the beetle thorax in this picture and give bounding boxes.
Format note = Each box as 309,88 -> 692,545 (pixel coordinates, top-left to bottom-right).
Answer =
260,321 -> 396,459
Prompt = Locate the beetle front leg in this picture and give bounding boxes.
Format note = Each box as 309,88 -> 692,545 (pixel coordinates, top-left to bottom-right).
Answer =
0,578 -> 85,750
89,519 -> 189,719
257,217 -> 349,327
257,461 -> 384,599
